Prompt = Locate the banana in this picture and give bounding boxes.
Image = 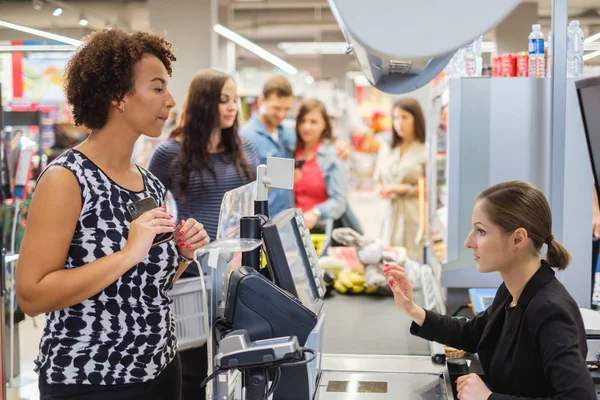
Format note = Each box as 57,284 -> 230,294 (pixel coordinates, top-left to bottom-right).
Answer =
350,284 -> 365,294
337,271 -> 354,288
364,286 -> 378,294
350,272 -> 366,286
334,280 -> 348,294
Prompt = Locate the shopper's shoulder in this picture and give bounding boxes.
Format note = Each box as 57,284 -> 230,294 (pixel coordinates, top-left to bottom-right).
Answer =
45,149 -> 89,177
239,118 -> 261,137
155,139 -> 181,154
318,140 -> 338,156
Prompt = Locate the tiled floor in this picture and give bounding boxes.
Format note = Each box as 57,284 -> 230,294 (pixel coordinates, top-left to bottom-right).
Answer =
11,190 -> 393,399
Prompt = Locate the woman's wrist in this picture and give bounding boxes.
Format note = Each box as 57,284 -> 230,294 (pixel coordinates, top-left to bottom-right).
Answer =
178,251 -> 194,264
408,304 -> 426,326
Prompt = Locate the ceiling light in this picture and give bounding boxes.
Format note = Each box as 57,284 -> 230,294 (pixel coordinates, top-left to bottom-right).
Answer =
583,50 -> 600,61
586,32 -> 600,43
213,24 -> 297,75
52,7 -> 63,16
278,42 -> 348,55
79,15 -> 88,26
32,0 -> 43,11
0,44 -> 77,52
0,20 -> 83,46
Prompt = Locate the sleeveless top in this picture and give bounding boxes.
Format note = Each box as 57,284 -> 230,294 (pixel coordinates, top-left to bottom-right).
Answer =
34,149 -> 179,385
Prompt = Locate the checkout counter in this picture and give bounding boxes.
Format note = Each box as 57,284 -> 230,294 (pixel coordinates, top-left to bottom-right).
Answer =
199,207 -> 459,399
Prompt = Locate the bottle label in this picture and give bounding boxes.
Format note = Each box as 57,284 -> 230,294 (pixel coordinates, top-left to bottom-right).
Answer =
529,38 -> 537,54
537,38 -> 545,54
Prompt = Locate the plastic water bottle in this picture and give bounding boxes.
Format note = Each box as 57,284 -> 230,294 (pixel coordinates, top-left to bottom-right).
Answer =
446,48 -> 465,78
463,36 -> 482,77
528,24 -> 546,78
567,20 -> 584,78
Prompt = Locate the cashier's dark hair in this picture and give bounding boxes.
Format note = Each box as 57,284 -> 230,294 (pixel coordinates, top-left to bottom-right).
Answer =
391,98 -> 426,148
477,181 -> 571,270
169,69 -> 253,199
63,28 -> 175,130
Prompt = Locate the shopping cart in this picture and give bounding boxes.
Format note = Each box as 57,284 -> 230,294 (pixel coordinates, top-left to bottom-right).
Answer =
169,275 -> 210,351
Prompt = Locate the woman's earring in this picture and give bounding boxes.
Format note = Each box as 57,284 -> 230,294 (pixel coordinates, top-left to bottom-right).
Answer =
118,106 -> 125,114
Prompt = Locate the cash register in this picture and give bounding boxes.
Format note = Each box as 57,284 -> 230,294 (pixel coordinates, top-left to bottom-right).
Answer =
214,208 -> 327,400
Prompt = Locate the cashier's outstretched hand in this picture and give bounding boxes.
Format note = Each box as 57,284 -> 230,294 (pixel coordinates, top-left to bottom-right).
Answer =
175,218 -> 210,260
383,263 -> 427,326
456,374 -> 492,400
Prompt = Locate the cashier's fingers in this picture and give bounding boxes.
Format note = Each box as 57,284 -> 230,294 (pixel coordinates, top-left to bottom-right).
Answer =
383,268 -> 410,283
383,263 -> 406,275
456,373 -> 476,395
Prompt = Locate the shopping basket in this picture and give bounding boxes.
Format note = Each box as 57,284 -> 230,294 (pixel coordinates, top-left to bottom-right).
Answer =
169,276 -> 210,351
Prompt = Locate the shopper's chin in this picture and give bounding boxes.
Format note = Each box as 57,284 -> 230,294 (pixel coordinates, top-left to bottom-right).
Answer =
221,120 -> 235,129
142,129 -> 162,138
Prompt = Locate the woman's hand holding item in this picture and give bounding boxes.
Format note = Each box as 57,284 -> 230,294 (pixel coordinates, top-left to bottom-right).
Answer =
335,140 -> 352,161
304,209 -> 320,230
383,263 -> 426,326
456,374 -> 492,400
176,218 -> 210,260
123,206 -> 176,264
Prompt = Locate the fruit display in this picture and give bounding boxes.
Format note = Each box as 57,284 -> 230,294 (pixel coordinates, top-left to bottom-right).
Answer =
333,269 -> 378,295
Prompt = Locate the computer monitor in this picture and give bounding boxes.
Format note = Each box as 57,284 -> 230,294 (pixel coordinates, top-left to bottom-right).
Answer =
576,76 -> 600,204
262,208 -> 325,314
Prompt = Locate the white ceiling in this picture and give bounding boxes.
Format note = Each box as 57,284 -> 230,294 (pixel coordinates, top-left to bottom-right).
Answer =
0,0 -> 599,75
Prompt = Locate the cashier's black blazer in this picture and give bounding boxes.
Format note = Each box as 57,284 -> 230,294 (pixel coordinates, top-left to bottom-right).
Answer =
411,261 -> 595,399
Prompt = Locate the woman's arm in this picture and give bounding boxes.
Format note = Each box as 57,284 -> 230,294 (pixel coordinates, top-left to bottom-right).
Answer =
16,167 -> 174,317
488,302 -> 596,400
409,307 -> 491,354
387,263 -> 493,353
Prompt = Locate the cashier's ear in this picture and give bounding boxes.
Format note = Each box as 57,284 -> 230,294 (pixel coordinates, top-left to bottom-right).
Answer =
512,227 -> 528,251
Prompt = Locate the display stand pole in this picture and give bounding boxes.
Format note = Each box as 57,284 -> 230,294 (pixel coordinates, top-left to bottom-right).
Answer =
0,82 -> 6,400
8,200 -> 19,392
549,0 -> 568,239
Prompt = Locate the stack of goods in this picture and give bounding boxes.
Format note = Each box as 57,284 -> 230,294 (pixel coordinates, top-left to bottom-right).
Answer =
491,53 -> 529,77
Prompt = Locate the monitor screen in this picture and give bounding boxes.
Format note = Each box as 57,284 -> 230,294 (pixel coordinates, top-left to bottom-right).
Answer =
262,208 -> 324,312
276,219 -> 316,305
576,77 -> 600,203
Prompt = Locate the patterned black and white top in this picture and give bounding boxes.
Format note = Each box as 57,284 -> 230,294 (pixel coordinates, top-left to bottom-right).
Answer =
34,149 -> 179,386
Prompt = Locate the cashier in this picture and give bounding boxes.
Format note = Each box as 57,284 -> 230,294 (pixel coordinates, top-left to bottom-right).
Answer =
385,180 -> 596,400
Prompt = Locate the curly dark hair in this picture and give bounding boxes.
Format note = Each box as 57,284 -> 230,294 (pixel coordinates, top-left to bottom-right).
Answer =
63,28 -> 176,130
169,69 -> 254,199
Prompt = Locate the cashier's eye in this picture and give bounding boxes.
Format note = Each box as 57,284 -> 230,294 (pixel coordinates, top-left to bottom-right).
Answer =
477,228 -> 486,236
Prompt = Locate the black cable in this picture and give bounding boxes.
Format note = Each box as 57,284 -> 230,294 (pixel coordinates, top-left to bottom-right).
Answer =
277,347 -> 316,368
200,347 -> 317,393
266,367 -> 281,397
200,367 -> 225,388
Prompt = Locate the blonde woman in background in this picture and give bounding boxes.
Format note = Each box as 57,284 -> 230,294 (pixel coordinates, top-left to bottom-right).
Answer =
374,98 -> 427,261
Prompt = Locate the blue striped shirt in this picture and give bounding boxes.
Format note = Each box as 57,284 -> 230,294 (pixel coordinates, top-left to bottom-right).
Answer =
148,138 -> 260,275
